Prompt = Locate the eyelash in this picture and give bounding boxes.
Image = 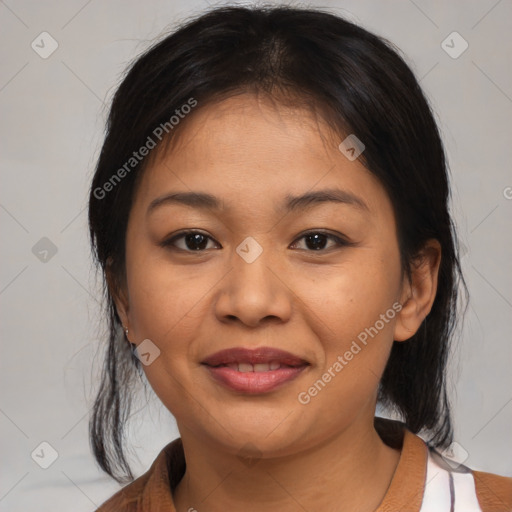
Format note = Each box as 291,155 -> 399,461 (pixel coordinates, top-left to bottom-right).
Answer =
160,229 -> 353,253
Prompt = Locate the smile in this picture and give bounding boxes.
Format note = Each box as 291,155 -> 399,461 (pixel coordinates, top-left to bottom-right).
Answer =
201,347 -> 310,394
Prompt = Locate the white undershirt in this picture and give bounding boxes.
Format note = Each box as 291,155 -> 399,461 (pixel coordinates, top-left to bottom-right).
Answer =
419,448 -> 483,511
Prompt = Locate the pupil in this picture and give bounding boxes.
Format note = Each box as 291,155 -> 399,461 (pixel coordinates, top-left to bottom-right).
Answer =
306,233 -> 327,250
183,233 -> 327,251
186,233 -> 208,250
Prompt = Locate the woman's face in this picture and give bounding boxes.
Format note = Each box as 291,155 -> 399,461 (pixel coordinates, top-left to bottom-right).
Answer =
118,92 -> 413,458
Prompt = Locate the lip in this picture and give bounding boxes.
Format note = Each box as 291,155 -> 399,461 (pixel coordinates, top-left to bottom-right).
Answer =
201,347 -> 309,394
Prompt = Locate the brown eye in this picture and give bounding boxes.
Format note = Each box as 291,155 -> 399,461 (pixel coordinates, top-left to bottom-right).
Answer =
161,229 -> 352,253
290,231 -> 352,251
161,231 -> 220,252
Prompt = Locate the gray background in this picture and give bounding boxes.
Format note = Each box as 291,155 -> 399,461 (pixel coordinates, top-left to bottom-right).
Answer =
1,0 -> 511,510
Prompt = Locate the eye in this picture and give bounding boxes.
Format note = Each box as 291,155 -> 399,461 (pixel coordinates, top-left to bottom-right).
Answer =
161,229 -> 352,253
161,230 -> 220,252
290,230 -> 352,252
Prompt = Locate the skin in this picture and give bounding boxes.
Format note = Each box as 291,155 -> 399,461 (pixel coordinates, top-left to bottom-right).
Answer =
113,92 -> 441,512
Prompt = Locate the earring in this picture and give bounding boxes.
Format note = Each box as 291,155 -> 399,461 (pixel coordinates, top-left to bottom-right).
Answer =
123,326 -> 129,337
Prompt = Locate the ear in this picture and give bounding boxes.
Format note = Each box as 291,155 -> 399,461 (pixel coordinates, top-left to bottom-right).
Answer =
393,239 -> 441,342
106,257 -> 130,331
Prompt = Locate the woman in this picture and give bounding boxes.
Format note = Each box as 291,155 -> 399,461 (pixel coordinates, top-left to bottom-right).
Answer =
88,5 -> 512,511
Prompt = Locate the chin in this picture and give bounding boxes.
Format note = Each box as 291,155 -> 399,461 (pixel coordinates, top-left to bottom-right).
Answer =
203,412 -> 307,454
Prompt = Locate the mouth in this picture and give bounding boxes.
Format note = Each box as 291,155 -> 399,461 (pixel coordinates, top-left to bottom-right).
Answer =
201,347 -> 310,394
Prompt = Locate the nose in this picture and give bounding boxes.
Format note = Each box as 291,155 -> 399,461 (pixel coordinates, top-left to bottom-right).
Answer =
214,244 -> 293,328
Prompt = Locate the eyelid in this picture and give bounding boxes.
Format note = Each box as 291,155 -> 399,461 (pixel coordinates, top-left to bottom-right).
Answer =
290,229 -> 353,250
161,229 -> 353,253
160,229 -> 220,250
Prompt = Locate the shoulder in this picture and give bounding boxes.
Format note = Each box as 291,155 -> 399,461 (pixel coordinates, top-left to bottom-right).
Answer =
426,447 -> 512,512
375,418 -> 512,512
95,438 -> 184,512
95,471 -> 150,512
472,469 -> 512,512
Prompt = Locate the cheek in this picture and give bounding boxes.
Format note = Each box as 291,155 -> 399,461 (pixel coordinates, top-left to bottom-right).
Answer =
294,258 -> 401,431
308,248 -> 401,346
124,243 -> 215,342
123,246 -> 211,417
301,246 -> 402,410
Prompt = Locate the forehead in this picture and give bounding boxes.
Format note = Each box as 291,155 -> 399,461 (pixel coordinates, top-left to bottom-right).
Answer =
133,93 -> 392,220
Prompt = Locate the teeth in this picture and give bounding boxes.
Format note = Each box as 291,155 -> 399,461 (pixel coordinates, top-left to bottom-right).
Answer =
254,363 -> 270,372
224,361 -> 282,372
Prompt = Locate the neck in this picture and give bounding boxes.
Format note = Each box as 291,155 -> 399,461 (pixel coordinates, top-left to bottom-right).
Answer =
173,414 -> 401,512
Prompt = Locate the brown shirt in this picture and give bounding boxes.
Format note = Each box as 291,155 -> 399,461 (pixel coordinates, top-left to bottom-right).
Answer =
96,418 -> 512,511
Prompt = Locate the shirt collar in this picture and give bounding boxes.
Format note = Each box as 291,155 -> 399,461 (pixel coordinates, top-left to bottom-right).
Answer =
109,418 -> 428,511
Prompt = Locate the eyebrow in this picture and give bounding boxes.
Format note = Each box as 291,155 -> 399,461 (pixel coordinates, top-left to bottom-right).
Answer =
147,188 -> 370,216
